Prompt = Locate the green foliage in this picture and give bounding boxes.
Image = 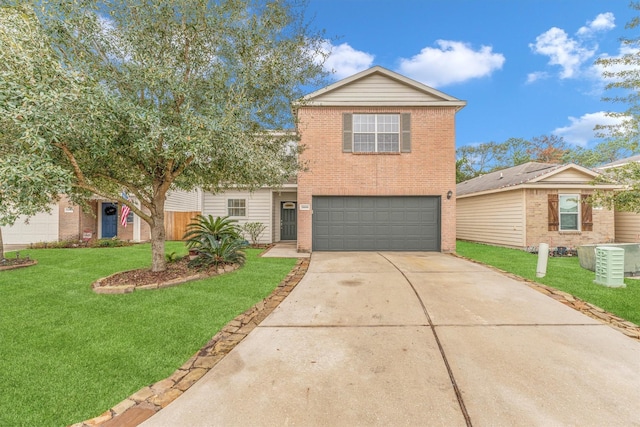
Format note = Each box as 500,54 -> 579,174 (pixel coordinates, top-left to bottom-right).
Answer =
184,215 -> 241,249
188,236 -> 248,269
455,135 -> 568,182
591,162 -> 640,213
184,215 -> 247,268
0,1 -> 328,271
165,251 -> 181,263
242,221 -> 267,245
594,1 -> 640,151
88,238 -> 132,248
456,240 -> 640,325
0,242 -> 296,426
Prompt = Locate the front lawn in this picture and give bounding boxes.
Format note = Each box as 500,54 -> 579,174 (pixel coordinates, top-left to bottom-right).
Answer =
0,243 -> 297,426
456,240 -> 640,326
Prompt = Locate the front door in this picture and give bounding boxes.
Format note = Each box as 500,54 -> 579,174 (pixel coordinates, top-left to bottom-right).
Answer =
101,202 -> 118,238
280,202 -> 297,241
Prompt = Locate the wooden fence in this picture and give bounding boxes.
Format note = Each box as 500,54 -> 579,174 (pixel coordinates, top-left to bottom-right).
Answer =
164,211 -> 200,241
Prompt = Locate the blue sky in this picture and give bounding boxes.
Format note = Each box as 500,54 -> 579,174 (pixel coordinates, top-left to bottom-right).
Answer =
305,0 -> 635,150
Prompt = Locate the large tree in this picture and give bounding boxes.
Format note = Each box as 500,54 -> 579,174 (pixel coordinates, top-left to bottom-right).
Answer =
589,1 -> 640,211
0,1 -> 327,271
0,9 -> 73,260
455,135 -> 567,182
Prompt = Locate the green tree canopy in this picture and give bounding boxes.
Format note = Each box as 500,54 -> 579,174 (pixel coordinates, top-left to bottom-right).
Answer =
589,1 -> 640,212
0,1 -> 327,271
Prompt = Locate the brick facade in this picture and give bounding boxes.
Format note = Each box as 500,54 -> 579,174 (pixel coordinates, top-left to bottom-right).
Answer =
57,196 -> 151,243
296,106 -> 458,252
525,189 -> 616,248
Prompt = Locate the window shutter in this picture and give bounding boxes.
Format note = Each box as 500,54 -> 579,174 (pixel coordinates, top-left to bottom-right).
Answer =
401,113 -> 411,153
581,194 -> 593,231
343,113 -> 352,152
548,194 -> 559,231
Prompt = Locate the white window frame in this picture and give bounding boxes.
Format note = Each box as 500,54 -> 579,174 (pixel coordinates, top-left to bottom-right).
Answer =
227,198 -> 247,217
352,113 -> 400,153
559,194 -> 580,231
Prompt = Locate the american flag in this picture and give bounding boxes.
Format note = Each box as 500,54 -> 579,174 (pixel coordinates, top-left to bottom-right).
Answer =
120,191 -> 131,227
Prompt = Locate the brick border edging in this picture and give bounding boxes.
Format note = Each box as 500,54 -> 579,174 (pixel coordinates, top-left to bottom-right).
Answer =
72,257 -> 310,427
451,254 -> 640,341
0,260 -> 38,271
91,264 -> 240,294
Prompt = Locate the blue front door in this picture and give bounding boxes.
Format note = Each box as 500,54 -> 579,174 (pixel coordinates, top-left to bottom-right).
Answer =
102,203 -> 118,238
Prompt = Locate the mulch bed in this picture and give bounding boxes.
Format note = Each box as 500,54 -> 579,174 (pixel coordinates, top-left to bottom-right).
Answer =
95,257 -> 221,289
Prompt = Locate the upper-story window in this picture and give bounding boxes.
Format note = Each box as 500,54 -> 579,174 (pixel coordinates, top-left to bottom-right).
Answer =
353,114 -> 399,153
343,112 -> 411,153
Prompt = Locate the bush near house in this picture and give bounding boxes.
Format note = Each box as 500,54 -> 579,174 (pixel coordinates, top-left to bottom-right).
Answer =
242,222 -> 267,246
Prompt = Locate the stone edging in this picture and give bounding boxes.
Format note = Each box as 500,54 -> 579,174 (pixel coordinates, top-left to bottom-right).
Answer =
91,264 -> 239,294
0,260 -> 38,271
453,254 -> 640,341
72,257 -> 309,427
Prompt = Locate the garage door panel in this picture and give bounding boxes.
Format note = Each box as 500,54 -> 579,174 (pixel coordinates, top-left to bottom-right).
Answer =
312,196 -> 440,251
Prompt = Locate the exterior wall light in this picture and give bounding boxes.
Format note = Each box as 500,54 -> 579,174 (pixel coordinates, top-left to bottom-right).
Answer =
447,190 -> 453,200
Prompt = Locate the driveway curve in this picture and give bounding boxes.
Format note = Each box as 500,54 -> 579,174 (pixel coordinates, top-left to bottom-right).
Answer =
141,252 -> 640,426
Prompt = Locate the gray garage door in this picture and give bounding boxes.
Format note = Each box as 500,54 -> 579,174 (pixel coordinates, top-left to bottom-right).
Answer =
312,196 -> 440,251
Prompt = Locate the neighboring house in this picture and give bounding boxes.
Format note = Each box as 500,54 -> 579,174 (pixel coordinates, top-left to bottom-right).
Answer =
599,155 -> 640,243
2,193 -> 160,245
5,66 -> 467,252
456,162 -> 621,250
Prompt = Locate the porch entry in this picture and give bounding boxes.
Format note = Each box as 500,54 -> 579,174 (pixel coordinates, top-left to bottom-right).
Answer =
101,202 -> 118,238
280,201 -> 297,241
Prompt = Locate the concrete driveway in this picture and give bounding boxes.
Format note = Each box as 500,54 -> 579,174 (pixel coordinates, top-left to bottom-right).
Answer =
142,252 -> 640,426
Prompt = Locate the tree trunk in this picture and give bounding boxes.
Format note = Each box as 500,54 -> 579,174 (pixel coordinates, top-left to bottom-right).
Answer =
150,199 -> 167,272
0,228 -> 4,260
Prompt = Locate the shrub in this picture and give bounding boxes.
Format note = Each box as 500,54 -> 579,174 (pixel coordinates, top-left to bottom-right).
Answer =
183,215 -> 241,250
241,222 -> 267,246
89,238 -> 132,248
188,236 -> 247,269
165,251 -> 181,263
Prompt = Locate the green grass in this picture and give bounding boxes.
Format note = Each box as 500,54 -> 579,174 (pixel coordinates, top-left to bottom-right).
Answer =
0,243 -> 297,426
456,240 -> 640,326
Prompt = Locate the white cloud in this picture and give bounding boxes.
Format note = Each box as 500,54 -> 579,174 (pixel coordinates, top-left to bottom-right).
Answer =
552,111 -> 625,146
529,27 -> 595,79
577,12 -> 615,37
529,13 -> 616,81
526,71 -> 550,84
397,40 -> 505,87
321,41 -> 374,80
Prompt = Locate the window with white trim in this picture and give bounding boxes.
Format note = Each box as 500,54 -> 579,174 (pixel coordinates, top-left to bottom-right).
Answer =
353,114 -> 399,153
559,194 -> 579,231
227,199 -> 246,217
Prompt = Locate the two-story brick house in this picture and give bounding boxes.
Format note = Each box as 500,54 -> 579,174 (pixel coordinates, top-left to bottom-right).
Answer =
295,66 -> 466,252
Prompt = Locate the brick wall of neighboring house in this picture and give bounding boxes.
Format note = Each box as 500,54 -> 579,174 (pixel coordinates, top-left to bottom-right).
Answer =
297,106 -> 458,253
525,188 -> 616,249
58,197 -> 100,242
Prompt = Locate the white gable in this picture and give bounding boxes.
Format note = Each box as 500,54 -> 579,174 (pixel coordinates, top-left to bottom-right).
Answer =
302,66 -> 466,108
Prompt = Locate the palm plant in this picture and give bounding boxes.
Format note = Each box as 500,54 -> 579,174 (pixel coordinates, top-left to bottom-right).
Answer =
183,215 -> 241,250
188,236 -> 247,269
184,215 -> 246,269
